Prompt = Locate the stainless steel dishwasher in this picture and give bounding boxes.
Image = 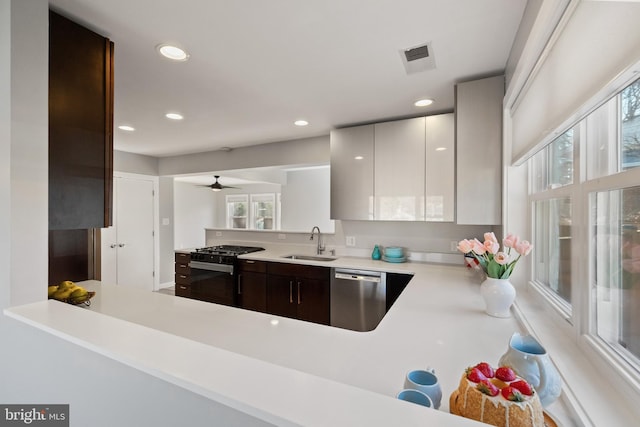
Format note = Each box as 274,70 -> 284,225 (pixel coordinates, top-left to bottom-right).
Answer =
331,268 -> 386,332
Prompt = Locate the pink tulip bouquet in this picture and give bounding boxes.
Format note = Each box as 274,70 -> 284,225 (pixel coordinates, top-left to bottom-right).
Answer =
457,232 -> 533,279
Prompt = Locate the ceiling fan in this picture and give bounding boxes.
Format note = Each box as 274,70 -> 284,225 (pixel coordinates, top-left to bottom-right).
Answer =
201,175 -> 239,192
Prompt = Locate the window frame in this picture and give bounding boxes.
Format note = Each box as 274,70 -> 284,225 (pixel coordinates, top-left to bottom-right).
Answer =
526,75 -> 640,393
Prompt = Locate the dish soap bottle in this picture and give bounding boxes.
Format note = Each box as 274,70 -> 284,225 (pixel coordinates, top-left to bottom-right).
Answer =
371,245 -> 381,260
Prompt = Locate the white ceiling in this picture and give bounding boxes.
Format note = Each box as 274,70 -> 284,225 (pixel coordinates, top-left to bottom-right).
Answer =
48,0 -> 527,158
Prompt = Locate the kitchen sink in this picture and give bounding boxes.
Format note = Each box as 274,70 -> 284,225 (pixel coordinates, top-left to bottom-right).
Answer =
282,254 -> 338,262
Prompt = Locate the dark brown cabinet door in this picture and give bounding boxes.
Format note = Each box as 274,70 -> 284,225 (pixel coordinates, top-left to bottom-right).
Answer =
266,262 -> 330,325
238,271 -> 267,312
267,275 -> 298,319
297,277 -> 330,325
49,10 -> 114,230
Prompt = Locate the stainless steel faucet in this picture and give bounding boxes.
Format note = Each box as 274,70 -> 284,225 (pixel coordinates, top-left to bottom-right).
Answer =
310,226 -> 325,255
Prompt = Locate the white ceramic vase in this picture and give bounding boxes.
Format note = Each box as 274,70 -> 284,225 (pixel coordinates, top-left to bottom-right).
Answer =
480,277 -> 516,318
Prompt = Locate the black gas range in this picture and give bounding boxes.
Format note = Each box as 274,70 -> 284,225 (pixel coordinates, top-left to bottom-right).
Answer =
185,245 -> 264,306
190,245 -> 265,265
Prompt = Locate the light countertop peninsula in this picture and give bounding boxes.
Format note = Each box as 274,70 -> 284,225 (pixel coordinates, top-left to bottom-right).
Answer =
5,251 -> 571,426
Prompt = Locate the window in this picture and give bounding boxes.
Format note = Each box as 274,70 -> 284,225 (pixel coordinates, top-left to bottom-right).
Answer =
534,198 -> 572,306
530,129 -> 576,312
250,193 -> 276,230
621,80 -> 640,171
529,76 -> 640,378
225,193 -> 281,230
592,186 -> 640,371
226,195 -> 248,229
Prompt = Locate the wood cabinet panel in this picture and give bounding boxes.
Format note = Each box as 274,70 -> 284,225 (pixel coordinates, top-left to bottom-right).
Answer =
267,274 -> 298,319
296,277 -> 330,325
238,259 -> 267,273
238,271 -> 267,312
266,263 -> 330,325
49,11 -> 114,229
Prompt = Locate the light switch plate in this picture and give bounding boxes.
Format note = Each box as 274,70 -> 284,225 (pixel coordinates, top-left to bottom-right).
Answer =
346,236 -> 356,247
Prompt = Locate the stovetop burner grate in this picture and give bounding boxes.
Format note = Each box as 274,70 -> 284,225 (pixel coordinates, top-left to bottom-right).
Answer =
193,245 -> 264,256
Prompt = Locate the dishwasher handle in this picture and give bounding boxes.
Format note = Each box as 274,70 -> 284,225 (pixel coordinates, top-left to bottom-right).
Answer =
334,272 -> 381,283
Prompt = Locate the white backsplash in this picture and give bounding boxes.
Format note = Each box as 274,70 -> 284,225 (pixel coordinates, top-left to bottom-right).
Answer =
204,220 -> 496,265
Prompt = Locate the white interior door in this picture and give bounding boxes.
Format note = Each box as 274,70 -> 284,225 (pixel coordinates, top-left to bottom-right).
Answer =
101,175 -> 155,291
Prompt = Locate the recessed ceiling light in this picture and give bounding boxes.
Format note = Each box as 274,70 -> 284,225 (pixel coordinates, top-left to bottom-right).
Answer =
157,44 -> 189,61
165,112 -> 184,120
294,120 -> 309,126
354,156 -> 364,160
414,98 -> 434,107
118,125 -> 135,131
435,147 -> 447,151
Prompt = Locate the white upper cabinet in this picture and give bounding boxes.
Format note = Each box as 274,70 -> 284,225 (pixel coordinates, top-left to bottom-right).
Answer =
425,114 -> 455,222
330,124 -> 374,220
455,75 -> 504,225
374,117 -> 426,221
331,114 -> 455,222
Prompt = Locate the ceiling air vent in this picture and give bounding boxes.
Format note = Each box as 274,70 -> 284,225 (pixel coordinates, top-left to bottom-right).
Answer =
404,45 -> 429,62
399,41 -> 436,75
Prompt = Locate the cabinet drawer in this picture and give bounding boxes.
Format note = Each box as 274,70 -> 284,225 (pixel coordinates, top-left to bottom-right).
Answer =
175,283 -> 191,298
267,262 -> 329,280
175,262 -> 190,276
238,259 -> 266,273
175,252 -> 191,263
175,272 -> 190,285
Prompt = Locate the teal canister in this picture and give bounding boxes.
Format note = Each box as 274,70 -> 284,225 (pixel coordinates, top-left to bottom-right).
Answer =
372,245 -> 381,260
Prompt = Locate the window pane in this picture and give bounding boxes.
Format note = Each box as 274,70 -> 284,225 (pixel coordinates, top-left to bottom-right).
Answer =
226,195 -> 248,229
593,186 -> 640,366
586,97 -> 618,179
251,194 -> 275,230
530,129 -> 574,193
621,79 -> 640,171
534,198 -> 572,305
531,148 -> 548,193
549,129 -> 574,188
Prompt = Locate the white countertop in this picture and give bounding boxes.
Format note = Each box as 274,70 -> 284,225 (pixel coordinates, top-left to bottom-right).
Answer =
5,252 -> 569,426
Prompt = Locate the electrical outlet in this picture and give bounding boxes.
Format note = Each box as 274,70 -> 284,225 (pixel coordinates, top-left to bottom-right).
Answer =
215,231 -> 223,237
278,234 -> 286,240
346,236 -> 356,247
450,241 -> 458,251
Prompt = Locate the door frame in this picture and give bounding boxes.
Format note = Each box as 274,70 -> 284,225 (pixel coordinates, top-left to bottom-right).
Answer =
111,171 -> 160,291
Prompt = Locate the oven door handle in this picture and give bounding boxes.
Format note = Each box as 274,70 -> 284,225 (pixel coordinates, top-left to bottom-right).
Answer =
189,261 -> 234,275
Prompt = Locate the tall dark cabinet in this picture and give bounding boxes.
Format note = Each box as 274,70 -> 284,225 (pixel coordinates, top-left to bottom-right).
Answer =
48,10 -> 114,284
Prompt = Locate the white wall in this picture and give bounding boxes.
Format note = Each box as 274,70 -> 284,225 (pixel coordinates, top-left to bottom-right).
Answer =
0,6 -> 274,425
281,167 -> 334,232
174,181 -> 216,249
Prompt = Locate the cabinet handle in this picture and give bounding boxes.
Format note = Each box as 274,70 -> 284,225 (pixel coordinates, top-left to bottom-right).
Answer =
246,260 -> 255,264
110,244 -> 117,248
289,280 -> 293,303
179,275 -> 187,279
238,274 -> 242,295
179,286 -> 187,290
118,243 -> 125,248
297,281 -> 301,305
179,264 -> 187,268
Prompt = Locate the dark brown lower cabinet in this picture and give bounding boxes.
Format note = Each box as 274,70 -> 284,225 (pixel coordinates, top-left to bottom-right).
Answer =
237,260 -> 267,312
266,263 -> 330,325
